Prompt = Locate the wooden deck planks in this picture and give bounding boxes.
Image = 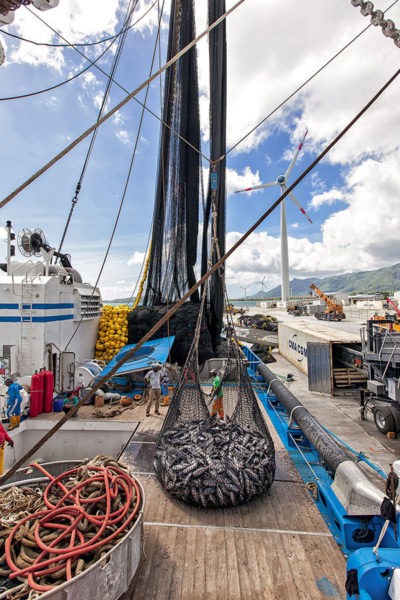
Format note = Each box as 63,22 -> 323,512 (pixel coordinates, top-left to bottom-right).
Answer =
122,392 -> 346,599
130,526 -> 345,600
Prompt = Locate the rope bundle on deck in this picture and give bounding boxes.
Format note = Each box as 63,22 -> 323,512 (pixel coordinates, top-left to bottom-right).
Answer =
0,455 -> 142,597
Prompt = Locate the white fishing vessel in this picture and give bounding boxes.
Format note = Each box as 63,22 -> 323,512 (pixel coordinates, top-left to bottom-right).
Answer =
0,222 -> 101,391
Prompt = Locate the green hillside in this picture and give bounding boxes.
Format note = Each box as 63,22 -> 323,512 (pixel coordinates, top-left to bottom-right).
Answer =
255,263 -> 400,298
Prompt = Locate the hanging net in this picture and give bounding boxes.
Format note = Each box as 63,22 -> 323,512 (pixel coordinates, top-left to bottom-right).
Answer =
144,0 -> 201,306
201,0 -> 227,347
153,295 -> 276,507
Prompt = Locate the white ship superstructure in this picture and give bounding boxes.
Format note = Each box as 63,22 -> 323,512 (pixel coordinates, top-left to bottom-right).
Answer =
0,222 -> 101,388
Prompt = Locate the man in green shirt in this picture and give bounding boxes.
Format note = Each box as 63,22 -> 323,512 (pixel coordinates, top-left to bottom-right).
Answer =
209,369 -> 224,419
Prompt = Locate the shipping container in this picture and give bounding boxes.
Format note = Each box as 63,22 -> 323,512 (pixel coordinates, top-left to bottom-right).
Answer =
278,321 -> 366,395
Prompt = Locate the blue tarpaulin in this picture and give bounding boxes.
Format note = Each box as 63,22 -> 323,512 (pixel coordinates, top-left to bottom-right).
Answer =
98,336 -> 175,378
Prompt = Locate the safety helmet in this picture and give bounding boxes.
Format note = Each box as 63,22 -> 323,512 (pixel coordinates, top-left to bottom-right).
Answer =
209,369 -> 218,376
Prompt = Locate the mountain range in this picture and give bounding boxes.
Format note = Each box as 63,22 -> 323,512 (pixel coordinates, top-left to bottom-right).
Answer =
247,263 -> 400,299
105,263 -> 400,303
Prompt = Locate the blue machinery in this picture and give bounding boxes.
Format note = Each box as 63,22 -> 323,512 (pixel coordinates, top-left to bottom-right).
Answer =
242,345 -> 400,599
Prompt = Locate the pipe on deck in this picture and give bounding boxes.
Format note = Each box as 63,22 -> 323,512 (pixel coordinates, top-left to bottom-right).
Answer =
257,363 -> 349,474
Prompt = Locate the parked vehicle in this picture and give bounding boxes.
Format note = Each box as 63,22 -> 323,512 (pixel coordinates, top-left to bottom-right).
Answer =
309,283 -> 346,321
360,318 -> 400,435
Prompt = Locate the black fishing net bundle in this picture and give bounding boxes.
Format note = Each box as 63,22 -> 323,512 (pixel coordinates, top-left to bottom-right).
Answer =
144,0 -> 201,307
143,0 -> 228,349
127,303 -> 215,366
153,340 -> 276,508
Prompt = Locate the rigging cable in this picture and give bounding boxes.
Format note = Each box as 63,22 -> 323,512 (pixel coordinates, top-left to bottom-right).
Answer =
64,0 -> 167,350
224,0 -> 399,160
1,0 -> 158,48
0,0 -> 246,210
2,0 -> 396,178
0,0 -> 159,102
2,66 -> 399,487
56,0 -> 139,259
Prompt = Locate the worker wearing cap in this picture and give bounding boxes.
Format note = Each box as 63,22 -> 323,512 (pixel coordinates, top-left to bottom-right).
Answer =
209,369 -> 224,419
0,418 -> 14,475
160,364 -> 170,407
145,363 -> 162,417
5,378 -> 23,430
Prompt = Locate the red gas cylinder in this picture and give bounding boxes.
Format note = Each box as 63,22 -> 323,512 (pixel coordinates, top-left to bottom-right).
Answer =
30,372 -> 41,418
43,370 -> 54,413
37,370 -> 45,415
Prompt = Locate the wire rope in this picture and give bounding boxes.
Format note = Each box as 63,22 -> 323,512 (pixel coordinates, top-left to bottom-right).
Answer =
0,0 -> 156,102
56,0 -> 139,258
1,0 -> 158,48
63,0 -> 167,350
224,0 -> 399,160
0,0 -> 245,209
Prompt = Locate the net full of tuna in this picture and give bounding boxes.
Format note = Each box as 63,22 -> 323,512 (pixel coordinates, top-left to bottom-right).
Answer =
154,357 -> 276,508
0,455 -> 142,599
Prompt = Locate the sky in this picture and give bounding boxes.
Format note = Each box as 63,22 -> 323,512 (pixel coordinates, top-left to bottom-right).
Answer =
0,0 -> 400,300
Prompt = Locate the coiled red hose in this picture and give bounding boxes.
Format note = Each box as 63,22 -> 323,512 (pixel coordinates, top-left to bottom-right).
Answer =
5,463 -> 141,592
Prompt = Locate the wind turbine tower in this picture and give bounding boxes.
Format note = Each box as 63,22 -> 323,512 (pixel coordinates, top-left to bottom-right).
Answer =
235,130 -> 312,304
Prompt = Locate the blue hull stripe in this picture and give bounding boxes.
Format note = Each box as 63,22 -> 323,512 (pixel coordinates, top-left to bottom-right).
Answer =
0,303 -> 74,310
0,315 -> 74,323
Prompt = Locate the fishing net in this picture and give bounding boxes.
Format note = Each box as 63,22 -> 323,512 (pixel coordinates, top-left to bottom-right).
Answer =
201,0 -> 227,347
143,0 -> 228,351
144,0 -> 201,306
154,303 -> 276,507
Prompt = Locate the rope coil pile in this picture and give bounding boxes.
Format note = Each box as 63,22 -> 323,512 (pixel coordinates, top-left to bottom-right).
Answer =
0,456 -> 141,598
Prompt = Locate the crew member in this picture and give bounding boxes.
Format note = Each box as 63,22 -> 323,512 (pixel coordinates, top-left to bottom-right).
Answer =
145,363 -> 162,417
209,369 -> 224,419
223,322 -> 235,347
5,378 -> 23,430
63,391 -> 79,417
0,419 -> 14,475
160,364 -> 170,407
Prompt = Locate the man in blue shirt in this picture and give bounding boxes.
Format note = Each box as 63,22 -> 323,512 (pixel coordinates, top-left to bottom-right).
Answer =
5,378 -> 23,430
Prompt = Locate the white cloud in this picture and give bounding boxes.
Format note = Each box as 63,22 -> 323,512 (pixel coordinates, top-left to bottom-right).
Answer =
127,251 -> 145,266
310,189 -> 345,210
225,148 -> 400,296
115,129 -> 130,145
226,166 -> 261,196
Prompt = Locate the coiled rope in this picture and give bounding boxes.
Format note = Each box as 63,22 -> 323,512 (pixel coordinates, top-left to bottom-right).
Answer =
3,458 -> 141,593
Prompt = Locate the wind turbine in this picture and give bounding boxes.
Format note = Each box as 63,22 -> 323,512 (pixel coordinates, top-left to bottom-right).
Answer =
235,130 -> 312,303
257,275 -> 267,297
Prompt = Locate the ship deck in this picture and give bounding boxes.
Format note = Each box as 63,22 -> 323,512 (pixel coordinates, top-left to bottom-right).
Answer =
36,348 -> 400,599
117,393 -> 346,600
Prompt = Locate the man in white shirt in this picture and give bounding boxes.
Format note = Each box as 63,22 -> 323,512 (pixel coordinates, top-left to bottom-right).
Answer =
145,363 -> 162,417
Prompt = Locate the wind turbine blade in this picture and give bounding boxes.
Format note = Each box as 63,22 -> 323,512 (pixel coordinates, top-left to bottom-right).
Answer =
235,181 -> 276,193
284,129 -> 308,179
288,190 -> 312,224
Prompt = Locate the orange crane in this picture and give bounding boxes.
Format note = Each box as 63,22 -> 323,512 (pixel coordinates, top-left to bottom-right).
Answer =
386,297 -> 400,317
309,283 -> 346,321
